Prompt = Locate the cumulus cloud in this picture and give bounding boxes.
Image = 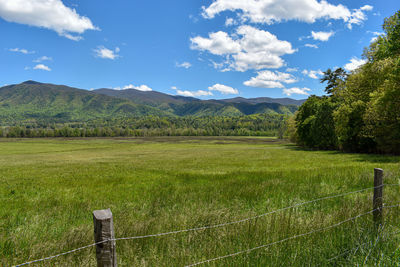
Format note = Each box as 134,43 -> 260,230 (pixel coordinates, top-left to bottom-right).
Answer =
191,31 -> 241,56
172,86 -> 213,97
191,25 -> 295,71
115,84 -> 152,91
9,48 -> 35,54
202,0 -> 373,29
0,0 -> 98,40
311,31 -> 334,41
208,83 -> 238,94
305,43 -> 319,48
94,46 -> 120,60
177,90 -> 213,97
176,62 -> 192,69
283,87 -> 311,96
244,70 -> 297,88
33,64 -> 51,71
33,56 -> 52,62
302,69 -> 323,79
344,57 -> 366,71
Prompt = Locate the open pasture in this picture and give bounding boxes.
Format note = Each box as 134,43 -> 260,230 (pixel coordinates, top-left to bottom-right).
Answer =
1,137 -> 400,266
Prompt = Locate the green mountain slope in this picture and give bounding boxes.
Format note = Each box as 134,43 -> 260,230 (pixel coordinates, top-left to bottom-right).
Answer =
219,96 -> 306,106
0,81 -> 303,125
93,88 -> 196,106
0,81 -> 169,123
92,87 -> 302,117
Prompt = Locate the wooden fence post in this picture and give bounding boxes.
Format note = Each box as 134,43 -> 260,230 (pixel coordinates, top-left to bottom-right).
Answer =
373,168 -> 384,227
93,208 -> 117,267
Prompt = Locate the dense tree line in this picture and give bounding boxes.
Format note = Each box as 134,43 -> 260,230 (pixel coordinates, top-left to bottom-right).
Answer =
0,114 -> 287,138
291,10 -> 400,154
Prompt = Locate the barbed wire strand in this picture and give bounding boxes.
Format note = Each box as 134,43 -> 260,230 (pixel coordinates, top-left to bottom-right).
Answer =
13,184 -> 399,266
328,228 -> 400,265
113,184 -> 397,241
14,239 -> 109,267
184,204 -> 400,267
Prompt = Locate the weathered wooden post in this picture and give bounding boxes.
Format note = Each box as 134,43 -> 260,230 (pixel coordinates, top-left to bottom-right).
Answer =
373,168 -> 384,227
93,208 -> 117,267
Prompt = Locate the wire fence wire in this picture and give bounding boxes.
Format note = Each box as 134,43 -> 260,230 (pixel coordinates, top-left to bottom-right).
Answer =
13,184 -> 400,266
184,204 -> 400,267
314,229 -> 400,267
14,240 -> 108,267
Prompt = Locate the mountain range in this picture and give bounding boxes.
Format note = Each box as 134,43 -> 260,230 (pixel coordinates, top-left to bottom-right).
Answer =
0,81 -> 306,124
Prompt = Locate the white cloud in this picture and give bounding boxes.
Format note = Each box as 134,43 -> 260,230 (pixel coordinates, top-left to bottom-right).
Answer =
115,84 -> 152,91
344,57 -> 367,71
370,36 -> 378,43
191,31 -> 241,55
368,31 -> 383,43
94,46 -> 120,60
202,0 -> 372,29
305,44 -> 318,48
9,48 -> 35,54
286,67 -> 298,72
208,83 -> 238,94
360,5 -> 373,11
283,87 -> 311,96
244,70 -> 297,88
0,0 -> 98,40
176,90 -> 213,97
346,5 -> 374,29
33,56 -> 52,62
191,25 -> 295,72
302,69 -> 323,79
33,64 -> 51,71
172,86 -> 213,97
311,31 -> 334,41
225,17 -> 236,26
176,62 -> 192,69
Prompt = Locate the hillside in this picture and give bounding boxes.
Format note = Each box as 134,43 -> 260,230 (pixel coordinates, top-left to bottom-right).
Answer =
0,81 -> 304,124
0,81 -> 169,123
92,87 -> 302,117
219,97 -> 306,106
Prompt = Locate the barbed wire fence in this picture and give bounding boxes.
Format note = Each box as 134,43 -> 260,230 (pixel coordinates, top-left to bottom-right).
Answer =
13,169 -> 400,266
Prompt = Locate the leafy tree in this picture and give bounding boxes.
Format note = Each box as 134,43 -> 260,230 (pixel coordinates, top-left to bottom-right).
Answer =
295,96 -> 337,149
320,68 -> 347,95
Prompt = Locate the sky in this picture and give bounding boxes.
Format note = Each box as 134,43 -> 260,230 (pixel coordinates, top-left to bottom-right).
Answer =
0,0 -> 398,100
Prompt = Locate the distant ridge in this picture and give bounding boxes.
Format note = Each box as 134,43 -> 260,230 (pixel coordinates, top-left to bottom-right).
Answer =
0,81 -> 306,123
218,96 -> 306,106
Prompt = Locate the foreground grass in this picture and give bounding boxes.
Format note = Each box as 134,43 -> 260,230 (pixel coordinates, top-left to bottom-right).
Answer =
1,137 -> 400,266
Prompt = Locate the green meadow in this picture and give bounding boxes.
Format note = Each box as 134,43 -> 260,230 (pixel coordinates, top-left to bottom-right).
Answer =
1,137 -> 400,266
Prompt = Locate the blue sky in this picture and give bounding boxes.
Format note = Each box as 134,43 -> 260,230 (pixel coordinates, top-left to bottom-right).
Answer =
0,0 -> 398,99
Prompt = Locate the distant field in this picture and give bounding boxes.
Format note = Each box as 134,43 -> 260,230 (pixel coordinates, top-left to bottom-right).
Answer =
1,137 -> 400,266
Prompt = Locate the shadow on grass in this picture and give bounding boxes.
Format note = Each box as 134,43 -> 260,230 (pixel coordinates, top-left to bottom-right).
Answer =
283,144 -> 400,163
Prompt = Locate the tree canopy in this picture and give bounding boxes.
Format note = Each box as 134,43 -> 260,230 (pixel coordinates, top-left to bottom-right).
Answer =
292,10 -> 400,154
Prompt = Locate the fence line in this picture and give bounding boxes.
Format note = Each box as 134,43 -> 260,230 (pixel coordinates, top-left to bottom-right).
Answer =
14,240 -> 109,267
184,204 -> 400,267
317,229 -> 400,266
13,184 -> 399,267
100,184 -> 395,242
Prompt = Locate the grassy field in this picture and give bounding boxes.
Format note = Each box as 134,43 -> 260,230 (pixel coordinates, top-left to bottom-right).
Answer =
1,137 -> 400,266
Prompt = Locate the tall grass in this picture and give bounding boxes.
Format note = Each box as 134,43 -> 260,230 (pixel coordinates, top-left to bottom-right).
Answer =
1,137 -> 400,266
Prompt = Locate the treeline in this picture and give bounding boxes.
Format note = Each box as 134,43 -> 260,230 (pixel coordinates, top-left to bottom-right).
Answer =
290,10 -> 400,154
0,114 -> 286,138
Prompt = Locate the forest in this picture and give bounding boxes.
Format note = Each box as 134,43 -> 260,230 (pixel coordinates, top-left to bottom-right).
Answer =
0,114 -> 286,138
291,10 -> 400,154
